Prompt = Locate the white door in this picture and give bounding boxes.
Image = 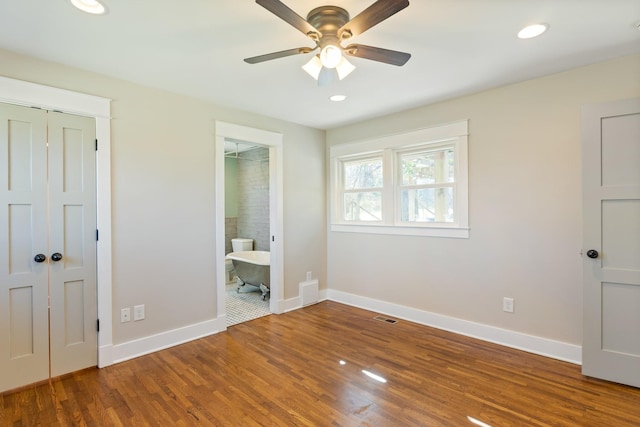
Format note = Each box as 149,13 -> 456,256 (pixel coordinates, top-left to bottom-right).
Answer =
0,104 -> 50,390
47,111 -> 98,377
0,103 -> 97,392
581,98 -> 640,388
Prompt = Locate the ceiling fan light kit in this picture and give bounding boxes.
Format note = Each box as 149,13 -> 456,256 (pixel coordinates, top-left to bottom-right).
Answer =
245,0 -> 411,85
302,54 -> 355,85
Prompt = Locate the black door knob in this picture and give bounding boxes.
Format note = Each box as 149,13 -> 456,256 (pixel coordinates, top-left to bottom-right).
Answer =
51,252 -> 63,262
586,249 -> 599,259
34,254 -> 46,263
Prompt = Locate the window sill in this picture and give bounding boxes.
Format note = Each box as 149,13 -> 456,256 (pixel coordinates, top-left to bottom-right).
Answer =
331,224 -> 470,239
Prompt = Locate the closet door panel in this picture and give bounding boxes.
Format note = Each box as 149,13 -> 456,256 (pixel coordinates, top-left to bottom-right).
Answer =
0,103 -> 50,392
47,111 -> 98,377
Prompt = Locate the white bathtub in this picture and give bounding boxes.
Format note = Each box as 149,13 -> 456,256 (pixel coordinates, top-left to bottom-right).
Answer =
225,251 -> 271,299
226,250 -> 270,266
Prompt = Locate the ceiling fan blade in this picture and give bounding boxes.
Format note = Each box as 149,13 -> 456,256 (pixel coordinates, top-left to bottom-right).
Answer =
256,0 -> 321,38
344,44 -> 411,66
338,0 -> 409,39
244,47 -> 314,64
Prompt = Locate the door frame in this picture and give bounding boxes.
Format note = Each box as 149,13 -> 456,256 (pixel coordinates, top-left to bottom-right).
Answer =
0,76 -> 113,367
215,121 -> 284,317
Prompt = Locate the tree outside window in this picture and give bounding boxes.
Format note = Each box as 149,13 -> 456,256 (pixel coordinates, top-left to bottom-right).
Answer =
399,147 -> 455,223
342,157 -> 383,221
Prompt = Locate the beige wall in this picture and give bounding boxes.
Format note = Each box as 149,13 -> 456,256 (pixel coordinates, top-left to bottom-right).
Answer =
0,48 -> 326,345
3,45 -> 637,353
326,54 -> 640,345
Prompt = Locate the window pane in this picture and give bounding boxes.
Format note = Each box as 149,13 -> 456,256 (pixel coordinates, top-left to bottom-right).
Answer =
344,192 -> 382,221
401,148 -> 454,185
400,187 -> 454,222
343,158 -> 383,190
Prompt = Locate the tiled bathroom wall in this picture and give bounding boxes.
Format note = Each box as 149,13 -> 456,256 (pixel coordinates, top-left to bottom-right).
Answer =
225,217 -> 237,254
236,147 -> 270,251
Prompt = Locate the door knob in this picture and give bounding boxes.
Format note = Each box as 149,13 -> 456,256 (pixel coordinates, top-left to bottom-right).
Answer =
586,249 -> 599,259
34,254 -> 47,263
51,252 -> 63,262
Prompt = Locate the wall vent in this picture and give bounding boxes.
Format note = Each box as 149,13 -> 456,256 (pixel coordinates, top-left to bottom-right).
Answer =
300,279 -> 319,306
373,315 -> 398,324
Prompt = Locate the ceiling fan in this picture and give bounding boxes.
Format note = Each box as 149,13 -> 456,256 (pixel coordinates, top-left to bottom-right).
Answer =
244,0 -> 411,85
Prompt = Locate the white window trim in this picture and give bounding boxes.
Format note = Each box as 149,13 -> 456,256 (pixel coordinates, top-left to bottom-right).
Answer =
330,120 -> 469,239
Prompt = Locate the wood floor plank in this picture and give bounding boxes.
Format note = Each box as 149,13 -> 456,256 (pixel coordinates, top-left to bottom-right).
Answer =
2,301 -> 639,426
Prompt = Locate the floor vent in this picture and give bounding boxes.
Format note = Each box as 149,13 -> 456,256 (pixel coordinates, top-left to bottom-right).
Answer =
373,315 -> 398,324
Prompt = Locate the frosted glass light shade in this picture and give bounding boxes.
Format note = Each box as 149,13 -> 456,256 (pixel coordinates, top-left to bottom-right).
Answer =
302,56 -> 323,80
336,57 -> 355,80
320,45 -> 342,68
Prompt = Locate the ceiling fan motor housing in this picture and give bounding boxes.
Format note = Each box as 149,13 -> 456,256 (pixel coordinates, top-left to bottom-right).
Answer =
306,6 -> 352,45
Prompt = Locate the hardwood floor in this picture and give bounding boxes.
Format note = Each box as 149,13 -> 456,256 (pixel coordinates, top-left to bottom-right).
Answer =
2,301 -> 639,426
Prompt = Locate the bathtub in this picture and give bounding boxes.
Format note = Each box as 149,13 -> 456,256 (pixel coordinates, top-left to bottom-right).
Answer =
225,251 -> 270,300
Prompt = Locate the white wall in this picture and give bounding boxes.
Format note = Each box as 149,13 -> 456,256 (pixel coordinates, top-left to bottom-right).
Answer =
0,48 -> 326,347
326,54 -> 640,349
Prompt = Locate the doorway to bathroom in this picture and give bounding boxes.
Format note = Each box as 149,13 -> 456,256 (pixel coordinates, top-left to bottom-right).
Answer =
215,122 -> 284,328
224,141 -> 270,325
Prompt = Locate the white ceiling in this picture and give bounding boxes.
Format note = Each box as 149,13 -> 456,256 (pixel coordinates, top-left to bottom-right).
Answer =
1,1 -> 638,129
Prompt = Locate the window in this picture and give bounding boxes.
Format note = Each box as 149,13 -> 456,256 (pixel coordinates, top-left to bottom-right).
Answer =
331,120 -> 468,238
342,156 -> 383,222
398,146 -> 455,223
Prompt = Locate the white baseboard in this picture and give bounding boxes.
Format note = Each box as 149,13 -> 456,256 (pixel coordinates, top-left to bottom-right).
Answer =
282,295 -> 301,312
327,289 -> 582,365
98,344 -> 114,368
105,289 -> 323,366
103,288 -> 579,368
282,288 -> 329,313
110,316 -> 226,364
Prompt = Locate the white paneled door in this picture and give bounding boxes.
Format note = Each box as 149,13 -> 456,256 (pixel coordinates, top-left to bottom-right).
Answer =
582,98 -> 640,388
0,103 -> 97,392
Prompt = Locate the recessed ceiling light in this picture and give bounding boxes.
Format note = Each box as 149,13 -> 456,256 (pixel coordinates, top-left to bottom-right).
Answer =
518,23 -> 549,39
70,0 -> 107,15
330,95 -> 347,102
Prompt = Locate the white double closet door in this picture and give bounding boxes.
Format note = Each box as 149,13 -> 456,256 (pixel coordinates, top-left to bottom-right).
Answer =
0,102 -> 97,392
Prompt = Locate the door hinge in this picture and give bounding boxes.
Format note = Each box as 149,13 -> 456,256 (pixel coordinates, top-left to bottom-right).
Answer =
96,229 -> 99,241
95,138 -> 98,151
97,319 -> 100,332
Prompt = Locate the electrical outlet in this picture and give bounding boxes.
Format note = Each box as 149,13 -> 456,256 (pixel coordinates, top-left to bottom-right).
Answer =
120,307 -> 131,323
503,297 -> 514,313
133,304 -> 145,321
306,271 -> 312,281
